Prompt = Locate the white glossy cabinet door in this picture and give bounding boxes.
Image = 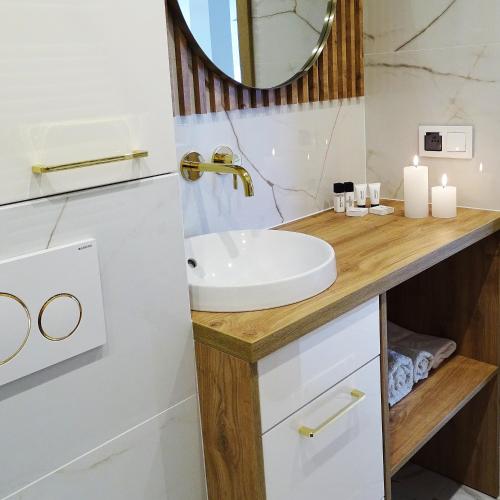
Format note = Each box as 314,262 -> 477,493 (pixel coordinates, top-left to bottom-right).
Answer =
262,357 -> 385,500
258,297 -> 380,432
0,0 -> 176,205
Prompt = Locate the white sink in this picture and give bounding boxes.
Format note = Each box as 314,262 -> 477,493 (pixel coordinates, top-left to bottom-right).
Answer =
185,230 -> 337,312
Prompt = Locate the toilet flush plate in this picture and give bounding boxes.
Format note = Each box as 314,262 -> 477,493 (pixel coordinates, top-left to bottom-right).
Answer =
0,239 -> 106,386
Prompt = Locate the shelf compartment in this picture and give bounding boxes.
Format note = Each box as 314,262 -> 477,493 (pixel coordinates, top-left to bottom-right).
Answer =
389,354 -> 497,476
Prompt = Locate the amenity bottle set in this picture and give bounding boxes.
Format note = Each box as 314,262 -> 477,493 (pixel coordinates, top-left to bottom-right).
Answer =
333,182 -> 394,216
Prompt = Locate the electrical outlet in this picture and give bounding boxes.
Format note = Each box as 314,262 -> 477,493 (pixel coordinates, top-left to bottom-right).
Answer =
419,125 -> 473,159
424,132 -> 442,152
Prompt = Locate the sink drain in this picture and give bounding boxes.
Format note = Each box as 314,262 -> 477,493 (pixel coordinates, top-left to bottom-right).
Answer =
187,258 -> 198,269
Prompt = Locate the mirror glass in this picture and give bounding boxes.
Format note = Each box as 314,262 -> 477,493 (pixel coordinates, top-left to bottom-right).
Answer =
176,0 -> 335,89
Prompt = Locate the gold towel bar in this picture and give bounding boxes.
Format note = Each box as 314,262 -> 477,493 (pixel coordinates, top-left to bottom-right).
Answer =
32,150 -> 148,174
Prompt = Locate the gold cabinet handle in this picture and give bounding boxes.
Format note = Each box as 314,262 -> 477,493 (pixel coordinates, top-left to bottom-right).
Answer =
298,389 -> 366,438
32,150 -> 148,174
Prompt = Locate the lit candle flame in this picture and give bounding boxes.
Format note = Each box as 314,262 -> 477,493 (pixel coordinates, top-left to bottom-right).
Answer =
479,162 -> 483,173
413,155 -> 419,167
441,173 -> 448,188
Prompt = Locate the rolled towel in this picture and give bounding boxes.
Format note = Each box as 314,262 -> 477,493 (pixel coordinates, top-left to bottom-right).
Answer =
391,345 -> 433,383
387,349 -> 414,407
388,322 -> 457,369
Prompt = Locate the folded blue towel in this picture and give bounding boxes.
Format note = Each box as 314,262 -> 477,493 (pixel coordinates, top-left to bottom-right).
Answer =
388,349 -> 414,406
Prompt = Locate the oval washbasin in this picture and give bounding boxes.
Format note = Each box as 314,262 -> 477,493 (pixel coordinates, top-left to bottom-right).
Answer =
185,230 -> 337,312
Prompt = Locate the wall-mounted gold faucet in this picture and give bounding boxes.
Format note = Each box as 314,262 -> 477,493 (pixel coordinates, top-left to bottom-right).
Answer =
180,146 -> 254,197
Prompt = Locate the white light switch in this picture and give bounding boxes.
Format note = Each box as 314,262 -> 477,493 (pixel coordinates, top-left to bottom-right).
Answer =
447,132 -> 466,152
419,125 -> 473,159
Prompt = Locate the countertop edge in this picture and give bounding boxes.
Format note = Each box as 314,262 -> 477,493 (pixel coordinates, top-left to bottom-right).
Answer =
193,217 -> 500,363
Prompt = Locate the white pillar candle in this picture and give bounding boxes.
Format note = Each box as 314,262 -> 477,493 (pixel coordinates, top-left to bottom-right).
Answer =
404,156 -> 429,218
432,174 -> 457,218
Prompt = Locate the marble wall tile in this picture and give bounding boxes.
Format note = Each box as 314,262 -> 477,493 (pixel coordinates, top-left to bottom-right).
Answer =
176,99 -> 367,237
0,176 -> 202,497
3,395 -> 206,500
365,0 -> 500,54
365,0 -> 500,210
251,0 -> 327,87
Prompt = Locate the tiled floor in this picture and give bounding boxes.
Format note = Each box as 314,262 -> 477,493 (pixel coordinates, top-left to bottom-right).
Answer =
393,464 -> 496,500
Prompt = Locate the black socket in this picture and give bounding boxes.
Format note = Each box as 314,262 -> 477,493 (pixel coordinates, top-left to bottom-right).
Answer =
333,182 -> 345,194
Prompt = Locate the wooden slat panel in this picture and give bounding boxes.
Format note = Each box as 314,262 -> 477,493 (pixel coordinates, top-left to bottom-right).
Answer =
318,43 -> 329,101
173,24 -> 192,116
167,0 -> 364,115
165,2 -> 180,116
309,62 -> 320,102
192,54 -> 207,114
328,21 -> 338,100
356,0 -> 365,96
338,0 -> 348,98
348,0 -> 357,97
298,74 -> 309,104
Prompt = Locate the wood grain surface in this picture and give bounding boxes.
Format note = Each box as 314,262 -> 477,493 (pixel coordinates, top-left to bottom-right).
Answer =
379,294 -> 392,500
388,232 -> 500,496
192,201 -> 500,362
389,355 -> 497,476
195,342 -> 265,500
165,0 -> 365,116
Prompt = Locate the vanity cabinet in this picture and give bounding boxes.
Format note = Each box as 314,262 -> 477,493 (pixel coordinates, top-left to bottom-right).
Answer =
0,0 -> 177,206
193,202 -> 500,500
262,357 -> 384,500
196,298 -> 385,500
258,298 -> 383,500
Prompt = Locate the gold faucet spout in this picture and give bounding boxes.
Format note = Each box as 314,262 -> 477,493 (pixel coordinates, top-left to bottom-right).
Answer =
180,149 -> 255,197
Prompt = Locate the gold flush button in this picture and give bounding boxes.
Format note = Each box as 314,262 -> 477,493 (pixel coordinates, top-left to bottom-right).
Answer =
38,293 -> 82,342
0,293 -> 31,365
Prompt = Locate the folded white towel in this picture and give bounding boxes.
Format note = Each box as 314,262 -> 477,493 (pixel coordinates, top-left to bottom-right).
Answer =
388,322 -> 457,369
387,349 -> 414,406
390,345 -> 433,383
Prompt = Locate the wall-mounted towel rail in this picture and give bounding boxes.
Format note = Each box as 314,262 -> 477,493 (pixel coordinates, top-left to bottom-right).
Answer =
32,150 -> 148,174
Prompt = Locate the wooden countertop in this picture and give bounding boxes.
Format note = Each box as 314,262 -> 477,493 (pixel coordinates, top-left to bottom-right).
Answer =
191,201 -> 500,363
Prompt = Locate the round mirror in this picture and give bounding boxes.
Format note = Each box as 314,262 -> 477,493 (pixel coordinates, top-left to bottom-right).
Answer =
174,0 -> 336,89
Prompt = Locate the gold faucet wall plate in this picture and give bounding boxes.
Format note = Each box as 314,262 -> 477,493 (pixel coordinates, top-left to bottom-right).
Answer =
180,152 -> 205,182
0,240 -> 106,386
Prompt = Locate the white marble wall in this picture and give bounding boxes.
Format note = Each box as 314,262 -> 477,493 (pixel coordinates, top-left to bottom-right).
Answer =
251,0 -> 329,87
176,99 -> 367,237
364,0 -> 500,210
0,176 -> 206,500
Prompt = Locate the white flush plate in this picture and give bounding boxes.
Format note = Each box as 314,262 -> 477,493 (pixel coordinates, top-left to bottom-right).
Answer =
419,125 -> 473,159
0,240 -> 106,386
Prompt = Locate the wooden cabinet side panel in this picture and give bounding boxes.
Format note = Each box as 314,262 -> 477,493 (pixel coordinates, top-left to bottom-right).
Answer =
379,293 -> 392,500
195,342 -> 266,500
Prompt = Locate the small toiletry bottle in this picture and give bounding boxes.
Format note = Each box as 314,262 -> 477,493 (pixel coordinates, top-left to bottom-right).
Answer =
344,182 -> 355,210
333,183 -> 345,213
368,182 -> 381,207
354,183 -> 368,208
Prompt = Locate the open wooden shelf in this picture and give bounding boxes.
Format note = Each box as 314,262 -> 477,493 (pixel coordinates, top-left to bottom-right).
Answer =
389,355 -> 498,476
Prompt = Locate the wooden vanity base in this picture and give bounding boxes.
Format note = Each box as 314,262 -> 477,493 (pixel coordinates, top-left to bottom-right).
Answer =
192,207 -> 499,500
